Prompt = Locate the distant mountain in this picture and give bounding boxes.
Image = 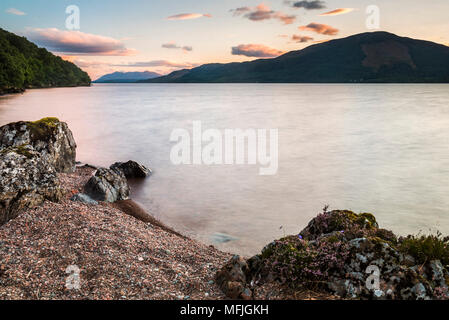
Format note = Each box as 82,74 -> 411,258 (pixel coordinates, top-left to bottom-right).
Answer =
141,32 -> 449,83
94,71 -> 161,83
0,28 -> 91,95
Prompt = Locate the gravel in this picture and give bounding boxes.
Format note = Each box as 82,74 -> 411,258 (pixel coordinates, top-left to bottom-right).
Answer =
0,167 -> 231,300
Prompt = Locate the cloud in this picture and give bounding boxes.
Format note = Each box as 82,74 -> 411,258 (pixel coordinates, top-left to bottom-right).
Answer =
113,60 -> 199,69
320,8 -> 354,16
230,3 -> 296,25
291,35 -> 314,43
298,23 -> 339,35
26,28 -> 137,56
162,42 -> 193,52
231,44 -> 284,58
230,7 -> 251,16
288,1 -> 326,10
6,8 -> 26,16
167,13 -> 212,20
68,58 -> 108,69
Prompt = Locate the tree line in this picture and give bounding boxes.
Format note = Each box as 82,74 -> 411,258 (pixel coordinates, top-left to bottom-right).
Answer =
0,28 -> 91,94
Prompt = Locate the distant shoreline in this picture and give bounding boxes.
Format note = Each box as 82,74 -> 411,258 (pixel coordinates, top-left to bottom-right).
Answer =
0,84 -> 91,96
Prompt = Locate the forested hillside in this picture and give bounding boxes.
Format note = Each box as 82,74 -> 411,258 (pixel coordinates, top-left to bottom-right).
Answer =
0,28 -> 90,94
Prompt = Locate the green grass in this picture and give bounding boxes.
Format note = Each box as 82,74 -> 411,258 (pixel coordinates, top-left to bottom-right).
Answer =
398,232 -> 449,265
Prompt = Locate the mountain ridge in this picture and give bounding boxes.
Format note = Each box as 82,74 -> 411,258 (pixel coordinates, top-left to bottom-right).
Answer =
140,32 -> 449,83
94,71 -> 161,83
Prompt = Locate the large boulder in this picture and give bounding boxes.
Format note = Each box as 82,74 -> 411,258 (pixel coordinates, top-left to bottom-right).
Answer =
0,117 -> 77,173
110,160 -> 151,178
0,145 -> 63,225
84,168 -> 130,202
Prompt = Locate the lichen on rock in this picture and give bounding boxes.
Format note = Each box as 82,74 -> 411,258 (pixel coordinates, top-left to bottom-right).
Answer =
0,117 -> 77,225
0,117 -> 77,173
0,147 -> 63,225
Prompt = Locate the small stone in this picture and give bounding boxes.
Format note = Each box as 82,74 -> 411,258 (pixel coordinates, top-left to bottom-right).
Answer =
70,193 -> 98,205
241,288 -> 252,300
374,290 -> 384,298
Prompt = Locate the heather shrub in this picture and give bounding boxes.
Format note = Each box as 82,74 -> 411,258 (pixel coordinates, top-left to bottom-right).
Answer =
259,233 -> 351,288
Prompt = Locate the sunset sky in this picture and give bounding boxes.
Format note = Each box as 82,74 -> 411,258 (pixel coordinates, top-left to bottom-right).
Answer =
1,0 -> 448,79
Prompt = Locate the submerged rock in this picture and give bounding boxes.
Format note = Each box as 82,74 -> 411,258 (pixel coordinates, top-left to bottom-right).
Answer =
0,146 -> 63,225
110,160 -> 151,178
211,233 -> 238,244
84,168 -> 130,202
0,117 -> 76,173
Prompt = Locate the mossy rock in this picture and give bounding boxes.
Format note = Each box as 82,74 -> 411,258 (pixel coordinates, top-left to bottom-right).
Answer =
27,117 -> 60,142
357,212 -> 378,229
300,210 -> 380,241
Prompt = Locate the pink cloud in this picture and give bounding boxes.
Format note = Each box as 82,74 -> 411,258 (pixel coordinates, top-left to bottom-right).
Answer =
231,44 -> 284,58
291,35 -> 314,43
162,42 -> 193,52
298,23 -> 339,35
167,13 -> 212,20
113,60 -> 200,68
27,28 -> 137,56
230,3 -> 296,25
320,8 -> 354,16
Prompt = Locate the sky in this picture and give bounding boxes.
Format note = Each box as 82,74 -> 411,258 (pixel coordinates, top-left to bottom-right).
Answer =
1,0 -> 448,80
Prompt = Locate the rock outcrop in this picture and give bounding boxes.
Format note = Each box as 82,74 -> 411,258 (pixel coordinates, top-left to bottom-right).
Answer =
0,118 -> 76,225
0,117 -> 77,173
110,160 -> 151,178
217,210 -> 449,300
84,168 -> 130,202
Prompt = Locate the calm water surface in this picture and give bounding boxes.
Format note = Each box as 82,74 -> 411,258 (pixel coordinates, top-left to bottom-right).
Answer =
1,83 -> 449,256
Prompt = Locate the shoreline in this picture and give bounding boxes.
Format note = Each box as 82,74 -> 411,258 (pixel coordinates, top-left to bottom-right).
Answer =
0,164 -> 335,300
0,166 -> 232,299
0,84 -> 91,97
